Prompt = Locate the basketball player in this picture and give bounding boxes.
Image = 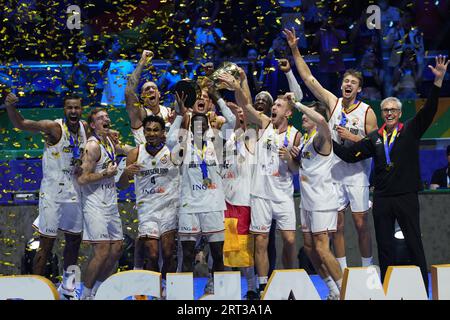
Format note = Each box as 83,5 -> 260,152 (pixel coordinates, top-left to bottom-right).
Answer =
77,108 -> 133,300
221,69 -> 301,295
5,93 -> 87,300
284,27 -> 377,270
125,50 -> 173,145
287,95 -> 343,300
170,88 -> 235,292
118,115 -> 179,288
221,101 -> 259,299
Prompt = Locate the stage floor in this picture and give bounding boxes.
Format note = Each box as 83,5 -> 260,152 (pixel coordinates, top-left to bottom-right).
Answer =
108,273 -> 432,300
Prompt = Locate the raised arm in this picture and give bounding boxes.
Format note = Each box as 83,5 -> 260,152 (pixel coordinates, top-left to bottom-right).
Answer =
283,28 -> 338,109
287,93 -> 332,155
236,67 -> 252,107
217,72 -> 270,128
212,75 -> 236,127
412,55 -> 448,138
167,91 -> 188,152
77,140 -> 118,185
279,59 -> 304,101
5,93 -> 61,142
125,50 -> 153,128
333,137 -> 374,164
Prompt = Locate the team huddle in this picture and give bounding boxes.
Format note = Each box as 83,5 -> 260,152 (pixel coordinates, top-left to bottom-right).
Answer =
4,28 -> 448,300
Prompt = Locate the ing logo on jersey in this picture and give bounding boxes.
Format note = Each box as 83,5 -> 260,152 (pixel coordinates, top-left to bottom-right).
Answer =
180,226 -> 199,232
252,225 -> 269,232
143,187 -> 166,195
192,183 -> 217,190
160,155 -> 168,164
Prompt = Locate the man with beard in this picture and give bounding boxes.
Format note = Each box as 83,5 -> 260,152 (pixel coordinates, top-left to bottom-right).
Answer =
284,27 -> 378,271
126,50 -> 174,145
169,86 -> 235,295
5,93 -> 87,300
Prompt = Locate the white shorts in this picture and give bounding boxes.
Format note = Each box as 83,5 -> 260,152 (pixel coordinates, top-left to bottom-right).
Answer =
82,204 -> 123,242
249,196 -> 296,233
178,211 -> 224,235
33,196 -> 83,237
334,183 -> 371,213
300,208 -> 338,234
137,202 -> 178,239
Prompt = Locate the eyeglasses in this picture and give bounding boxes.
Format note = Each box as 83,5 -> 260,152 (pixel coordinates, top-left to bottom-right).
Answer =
381,108 -> 401,114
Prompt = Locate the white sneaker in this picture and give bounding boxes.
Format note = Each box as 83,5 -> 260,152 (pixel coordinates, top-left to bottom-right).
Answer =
58,284 -> 79,300
81,295 -> 95,300
326,291 -> 340,300
204,277 -> 214,294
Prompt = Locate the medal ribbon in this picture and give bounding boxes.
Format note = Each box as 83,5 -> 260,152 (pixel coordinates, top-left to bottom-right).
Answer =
283,125 -> 292,147
296,129 -> 316,161
339,112 -> 347,127
340,100 -> 359,127
146,142 -> 164,154
94,133 -> 115,163
194,143 -> 208,180
382,125 -> 398,167
63,119 -> 81,160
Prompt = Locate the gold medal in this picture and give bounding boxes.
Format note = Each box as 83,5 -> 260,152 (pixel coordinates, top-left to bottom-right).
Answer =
71,158 -> 82,167
203,178 -> 212,186
386,163 -> 394,171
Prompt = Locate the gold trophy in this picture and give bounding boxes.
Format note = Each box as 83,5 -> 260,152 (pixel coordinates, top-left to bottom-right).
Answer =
206,61 -> 241,90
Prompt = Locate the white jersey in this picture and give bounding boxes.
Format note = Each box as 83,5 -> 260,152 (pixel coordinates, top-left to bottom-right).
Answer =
251,123 -> 299,202
134,144 -> 180,212
329,98 -> 372,186
40,119 -> 87,203
179,138 -> 226,214
81,136 -> 118,209
131,105 -> 171,145
299,133 -> 338,211
221,130 -> 254,207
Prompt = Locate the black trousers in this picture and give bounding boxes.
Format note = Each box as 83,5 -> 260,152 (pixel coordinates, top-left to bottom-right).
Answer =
372,193 -> 429,292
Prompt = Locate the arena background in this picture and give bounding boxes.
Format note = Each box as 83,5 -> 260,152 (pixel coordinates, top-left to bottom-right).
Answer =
0,0 -> 449,287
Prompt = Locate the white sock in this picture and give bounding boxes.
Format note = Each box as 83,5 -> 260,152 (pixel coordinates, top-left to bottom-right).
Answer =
242,267 -> 257,292
361,256 -> 373,267
258,276 -> 268,285
335,278 -> 343,290
324,276 -> 340,295
92,281 -> 103,296
62,270 -> 75,290
336,257 -> 347,271
82,287 -> 92,299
